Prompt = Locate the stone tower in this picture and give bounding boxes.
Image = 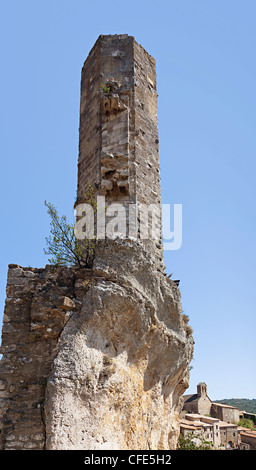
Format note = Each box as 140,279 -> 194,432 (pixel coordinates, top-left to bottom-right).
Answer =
0,35 -> 193,450
197,382 -> 207,396
76,34 -> 164,270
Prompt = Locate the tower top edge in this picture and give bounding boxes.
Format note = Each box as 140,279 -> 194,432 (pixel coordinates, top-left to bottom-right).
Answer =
83,34 -> 156,67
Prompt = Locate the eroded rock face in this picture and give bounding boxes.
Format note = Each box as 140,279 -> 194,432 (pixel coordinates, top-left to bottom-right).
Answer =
0,240 -> 193,450
45,240 -> 193,450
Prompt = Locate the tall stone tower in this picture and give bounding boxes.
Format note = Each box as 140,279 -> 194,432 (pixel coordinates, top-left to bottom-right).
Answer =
76,34 -> 164,270
0,35 -> 193,451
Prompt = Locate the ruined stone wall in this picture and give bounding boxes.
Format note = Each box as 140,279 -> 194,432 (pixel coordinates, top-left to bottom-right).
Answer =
0,264 -> 77,449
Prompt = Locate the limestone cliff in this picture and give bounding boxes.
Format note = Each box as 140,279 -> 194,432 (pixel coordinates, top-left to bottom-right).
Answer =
0,240 -> 193,450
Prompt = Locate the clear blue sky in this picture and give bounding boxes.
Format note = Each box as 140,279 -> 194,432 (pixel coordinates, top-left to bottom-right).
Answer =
0,0 -> 255,400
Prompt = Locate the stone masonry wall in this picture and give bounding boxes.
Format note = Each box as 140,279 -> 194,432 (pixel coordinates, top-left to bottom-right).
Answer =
0,264 -> 77,449
197,396 -> 212,416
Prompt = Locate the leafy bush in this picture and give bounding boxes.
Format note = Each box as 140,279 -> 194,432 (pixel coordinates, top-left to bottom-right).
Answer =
178,432 -> 212,450
239,418 -> 255,430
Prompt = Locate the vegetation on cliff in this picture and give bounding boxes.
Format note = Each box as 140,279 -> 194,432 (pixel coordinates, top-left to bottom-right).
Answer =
44,185 -> 97,268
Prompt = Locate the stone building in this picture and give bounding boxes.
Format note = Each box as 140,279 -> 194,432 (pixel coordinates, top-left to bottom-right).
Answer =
0,35 -> 194,450
183,382 -> 240,425
218,421 -> 240,448
180,414 -> 221,448
180,414 -> 241,449
183,382 -> 212,416
238,428 -> 256,450
211,402 -> 240,425
243,411 -> 256,424
181,383 -> 247,449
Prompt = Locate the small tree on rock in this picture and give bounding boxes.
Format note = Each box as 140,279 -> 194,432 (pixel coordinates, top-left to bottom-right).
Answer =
44,185 -> 97,268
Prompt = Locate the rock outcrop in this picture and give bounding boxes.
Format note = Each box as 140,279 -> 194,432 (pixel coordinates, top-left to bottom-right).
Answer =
0,240 -> 193,450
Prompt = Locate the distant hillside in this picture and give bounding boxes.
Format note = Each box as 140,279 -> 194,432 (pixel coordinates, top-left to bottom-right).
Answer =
215,399 -> 256,414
